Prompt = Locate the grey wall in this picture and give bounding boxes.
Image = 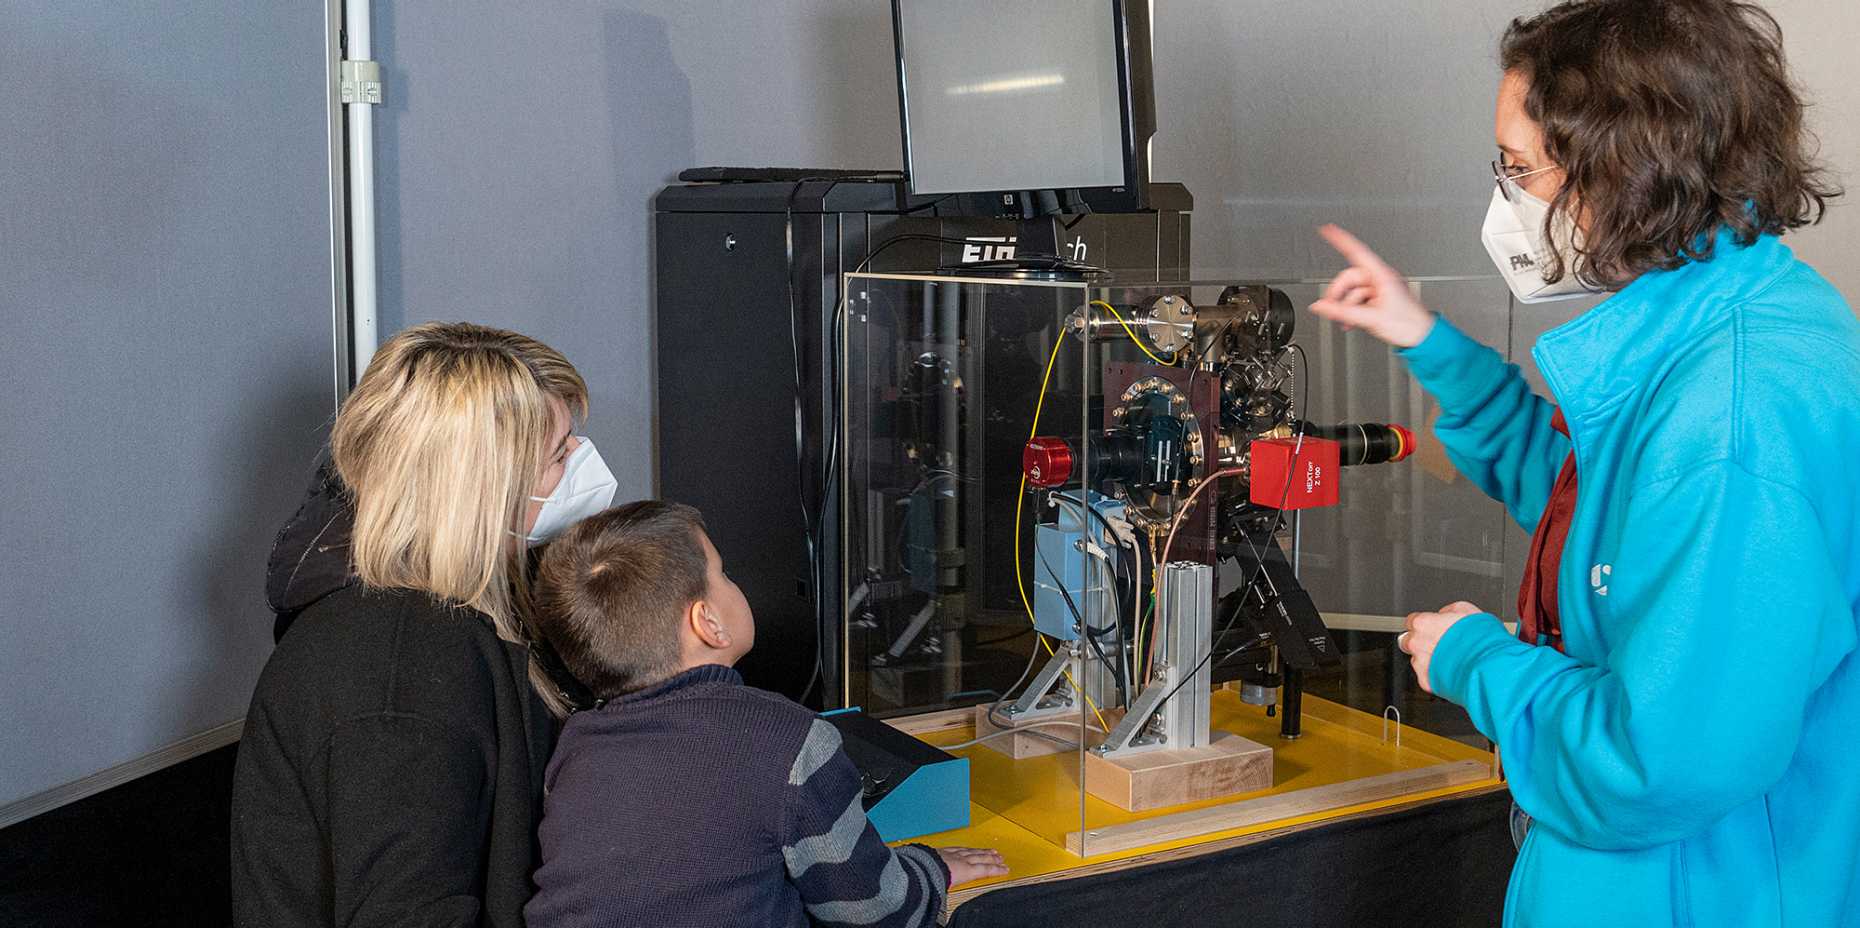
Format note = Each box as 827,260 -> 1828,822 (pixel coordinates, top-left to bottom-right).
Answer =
372,0 -> 1857,507
1771,0 -> 1860,303
0,5 -> 335,809
370,0 -> 903,502
1157,1 -> 1525,279
1157,0 -> 1860,295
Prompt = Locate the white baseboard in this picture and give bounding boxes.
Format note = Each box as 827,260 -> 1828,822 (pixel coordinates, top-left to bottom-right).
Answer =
0,718 -> 245,830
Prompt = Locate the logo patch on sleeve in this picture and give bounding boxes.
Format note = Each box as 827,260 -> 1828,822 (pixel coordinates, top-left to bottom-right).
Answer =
1591,563 -> 1613,597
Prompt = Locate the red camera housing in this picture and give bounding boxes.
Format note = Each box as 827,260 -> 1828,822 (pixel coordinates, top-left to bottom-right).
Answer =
1022,437 -> 1074,489
1249,437 -> 1342,510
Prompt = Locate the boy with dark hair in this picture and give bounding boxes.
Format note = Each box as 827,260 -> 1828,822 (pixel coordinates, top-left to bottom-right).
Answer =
525,500 -> 1006,928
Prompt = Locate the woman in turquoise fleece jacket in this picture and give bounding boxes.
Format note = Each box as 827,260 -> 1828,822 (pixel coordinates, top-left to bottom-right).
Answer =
1311,3 -> 1856,926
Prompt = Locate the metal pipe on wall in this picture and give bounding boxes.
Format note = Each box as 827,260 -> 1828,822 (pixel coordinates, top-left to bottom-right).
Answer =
324,0 -> 352,403
344,0 -> 379,378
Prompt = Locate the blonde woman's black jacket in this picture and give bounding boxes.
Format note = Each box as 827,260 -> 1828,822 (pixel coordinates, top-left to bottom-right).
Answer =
232,467 -> 555,927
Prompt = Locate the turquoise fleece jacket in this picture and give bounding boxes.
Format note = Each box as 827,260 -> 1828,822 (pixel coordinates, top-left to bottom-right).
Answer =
1398,230 -> 1860,927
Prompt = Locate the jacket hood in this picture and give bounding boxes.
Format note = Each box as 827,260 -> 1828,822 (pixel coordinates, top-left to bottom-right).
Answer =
265,461 -> 357,641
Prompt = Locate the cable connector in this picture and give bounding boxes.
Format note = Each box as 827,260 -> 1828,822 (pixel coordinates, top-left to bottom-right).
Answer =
339,60 -> 383,105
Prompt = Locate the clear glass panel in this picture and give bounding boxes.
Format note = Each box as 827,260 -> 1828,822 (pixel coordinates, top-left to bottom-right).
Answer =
843,272 -> 1514,864
840,272 -> 1095,848
1286,278 -> 1519,744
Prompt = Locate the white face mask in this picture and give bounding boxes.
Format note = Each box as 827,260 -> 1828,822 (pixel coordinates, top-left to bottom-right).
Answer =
520,438 -> 618,546
1480,186 -> 1607,304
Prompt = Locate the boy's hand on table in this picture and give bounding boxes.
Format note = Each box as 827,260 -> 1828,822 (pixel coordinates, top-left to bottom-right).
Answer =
936,846 -> 1009,886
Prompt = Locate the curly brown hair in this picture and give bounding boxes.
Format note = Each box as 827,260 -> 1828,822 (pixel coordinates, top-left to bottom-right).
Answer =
1502,0 -> 1842,289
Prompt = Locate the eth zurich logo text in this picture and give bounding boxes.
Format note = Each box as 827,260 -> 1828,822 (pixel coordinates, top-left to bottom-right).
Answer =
1591,563 -> 1612,597
962,235 -> 1090,264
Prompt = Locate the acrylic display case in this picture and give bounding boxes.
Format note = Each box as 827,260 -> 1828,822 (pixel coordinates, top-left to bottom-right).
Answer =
839,270 -> 1514,869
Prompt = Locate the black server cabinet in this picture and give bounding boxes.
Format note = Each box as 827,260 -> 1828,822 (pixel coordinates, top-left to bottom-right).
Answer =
654,180 -> 1190,707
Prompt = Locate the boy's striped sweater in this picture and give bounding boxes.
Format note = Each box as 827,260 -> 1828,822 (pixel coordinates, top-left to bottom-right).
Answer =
526,665 -> 950,928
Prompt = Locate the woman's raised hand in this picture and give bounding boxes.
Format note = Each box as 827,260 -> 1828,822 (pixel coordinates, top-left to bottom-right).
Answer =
1309,225 -> 1438,350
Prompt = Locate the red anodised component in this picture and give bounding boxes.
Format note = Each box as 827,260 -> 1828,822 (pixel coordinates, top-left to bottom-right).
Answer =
1249,437 -> 1343,510
1390,424 -> 1416,463
1022,437 -> 1074,489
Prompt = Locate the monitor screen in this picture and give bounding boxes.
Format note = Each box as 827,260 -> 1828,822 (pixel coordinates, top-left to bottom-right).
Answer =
895,0 -> 1135,198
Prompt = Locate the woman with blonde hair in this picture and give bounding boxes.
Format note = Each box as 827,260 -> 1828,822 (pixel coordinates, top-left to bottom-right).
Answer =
231,322 -> 616,927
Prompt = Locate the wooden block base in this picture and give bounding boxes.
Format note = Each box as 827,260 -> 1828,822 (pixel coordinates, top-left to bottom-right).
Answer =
971,705 -> 1079,759
1068,760 -> 1492,855
1083,732 -> 1274,812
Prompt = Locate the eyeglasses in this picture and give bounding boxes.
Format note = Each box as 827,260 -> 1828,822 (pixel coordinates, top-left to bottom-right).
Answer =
1492,160 -> 1558,203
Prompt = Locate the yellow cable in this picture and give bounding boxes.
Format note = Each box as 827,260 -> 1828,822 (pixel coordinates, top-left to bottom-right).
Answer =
1091,300 -> 1177,366
1011,335 -> 1067,627
1014,335 -> 1112,734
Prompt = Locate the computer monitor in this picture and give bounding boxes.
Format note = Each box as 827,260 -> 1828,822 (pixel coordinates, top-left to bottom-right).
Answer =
891,0 -> 1155,217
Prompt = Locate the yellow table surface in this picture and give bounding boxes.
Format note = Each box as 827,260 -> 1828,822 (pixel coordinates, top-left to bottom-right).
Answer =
899,691 -> 1503,899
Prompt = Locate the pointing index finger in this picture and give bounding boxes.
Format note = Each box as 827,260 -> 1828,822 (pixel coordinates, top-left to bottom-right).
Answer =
1319,224 -> 1399,281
